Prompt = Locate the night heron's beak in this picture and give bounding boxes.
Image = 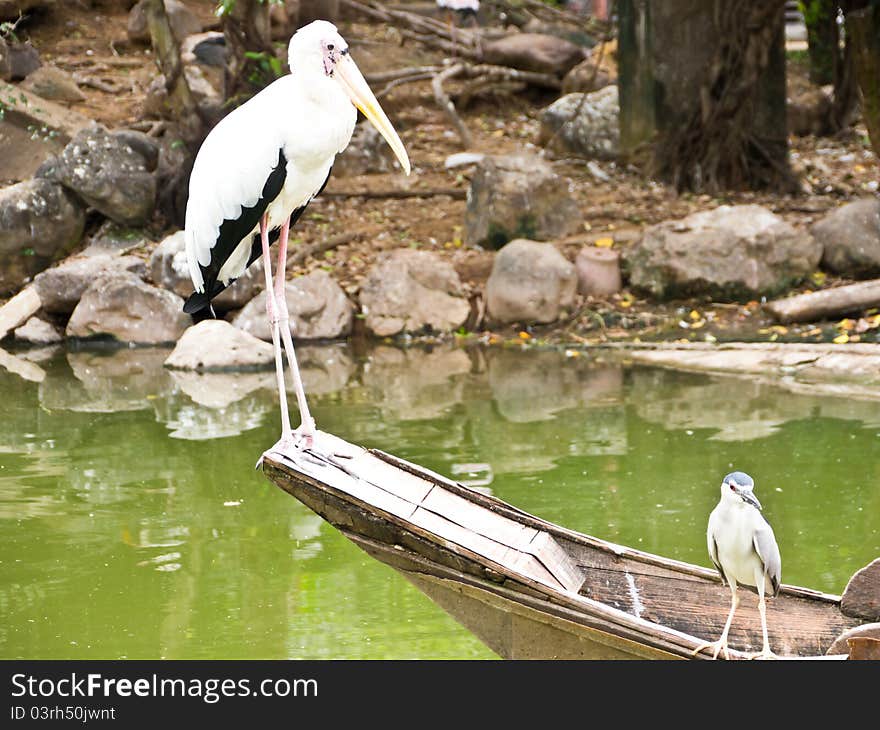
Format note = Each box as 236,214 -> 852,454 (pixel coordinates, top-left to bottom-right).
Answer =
335,54 -> 411,175
738,489 -> 762,511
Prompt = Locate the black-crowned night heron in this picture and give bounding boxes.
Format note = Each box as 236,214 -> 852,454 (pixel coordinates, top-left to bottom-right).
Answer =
692,471 -> 782,660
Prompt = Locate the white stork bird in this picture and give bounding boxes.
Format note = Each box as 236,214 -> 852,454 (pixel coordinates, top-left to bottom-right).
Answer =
184,20 -> 410,460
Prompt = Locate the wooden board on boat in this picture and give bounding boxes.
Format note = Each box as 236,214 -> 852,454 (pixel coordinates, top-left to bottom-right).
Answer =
261,431 -> 875,660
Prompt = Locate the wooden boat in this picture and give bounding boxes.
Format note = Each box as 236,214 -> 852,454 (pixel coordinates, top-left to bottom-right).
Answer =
262,432 -> 880,660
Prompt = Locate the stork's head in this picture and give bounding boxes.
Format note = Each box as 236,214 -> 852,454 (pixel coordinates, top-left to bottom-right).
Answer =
289,21 -> 410,175
721,471 -> 762,510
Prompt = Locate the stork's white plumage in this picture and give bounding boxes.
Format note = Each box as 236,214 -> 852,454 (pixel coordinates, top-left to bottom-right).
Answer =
436,0 -> 480,10
184,20 -> 410,459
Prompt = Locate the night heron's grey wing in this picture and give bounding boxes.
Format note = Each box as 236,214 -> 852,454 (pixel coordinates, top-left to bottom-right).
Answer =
753,517 -> 781,597
707,529 -> 727,586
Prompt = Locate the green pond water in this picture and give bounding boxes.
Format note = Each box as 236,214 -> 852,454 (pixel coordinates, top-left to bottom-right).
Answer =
0,343 -> 878,659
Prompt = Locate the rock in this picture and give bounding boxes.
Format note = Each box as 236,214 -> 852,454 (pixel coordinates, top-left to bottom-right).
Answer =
164,320 -> 274,371
562,57 -> 614,95
183,65 -> 224,124
464,153 -> 581,250
14,316 -> 62,345
359,249 -> 470,336
576,245 -> 621,297
66,271 -> 189,344
181,32 -> 226,68
0,178 -> 85,296
539,86 -> 619,160
38,124 -> 157,226
33,253 -> 145,314
148,229 -> 263,311
234,270 -> 354,340
813,197 -> 880,277
127,0 -> 202,44
625,204 -> 822,301
0,285 -> 41,340
111,129 -> 160,171
482,33 -> 586,76
84,220 -> 151,257
0,0 -> 55,21
20,65 -> 85,102
486,239 -> 577,325
334,121 -> 399,176
444,152 -> 485,170
0,37 -> 40,81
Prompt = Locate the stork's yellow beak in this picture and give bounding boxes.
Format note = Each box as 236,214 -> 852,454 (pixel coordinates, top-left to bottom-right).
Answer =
335,54 -> 411,175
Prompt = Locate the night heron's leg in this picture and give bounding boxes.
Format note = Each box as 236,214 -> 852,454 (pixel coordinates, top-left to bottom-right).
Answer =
748,578 -> 778,660
691,583 -> 739,660
256,214 -> 295,466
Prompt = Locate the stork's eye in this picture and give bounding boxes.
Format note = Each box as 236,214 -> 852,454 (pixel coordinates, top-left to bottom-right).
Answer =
327,43 -> 335,51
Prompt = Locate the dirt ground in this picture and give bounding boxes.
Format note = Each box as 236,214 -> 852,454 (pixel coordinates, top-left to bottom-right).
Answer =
12,1 -> 880,347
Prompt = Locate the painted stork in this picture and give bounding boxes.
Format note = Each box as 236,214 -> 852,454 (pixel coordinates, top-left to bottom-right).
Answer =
184,20 -> 410,460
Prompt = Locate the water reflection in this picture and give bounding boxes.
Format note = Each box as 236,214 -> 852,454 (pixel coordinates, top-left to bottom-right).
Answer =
0,342 -> 878,659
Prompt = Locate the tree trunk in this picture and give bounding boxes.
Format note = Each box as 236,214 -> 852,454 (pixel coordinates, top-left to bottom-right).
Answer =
222,0 -> 276,105
143,0 -> 204,147
801,0 -> 839,85
847,3 -> 880,159
618,0 -> 794,193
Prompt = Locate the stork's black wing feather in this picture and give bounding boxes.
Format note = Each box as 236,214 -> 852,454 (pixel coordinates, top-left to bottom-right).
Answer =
183,149 -> 288,315
244,165 -> 334,269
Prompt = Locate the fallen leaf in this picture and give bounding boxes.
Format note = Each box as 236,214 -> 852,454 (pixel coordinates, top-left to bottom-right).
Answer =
833,333 -> 849,344
594,237 -> 614,248
689,309 -> 701,321
837,318 -> 855,331
518,331 -> 531,340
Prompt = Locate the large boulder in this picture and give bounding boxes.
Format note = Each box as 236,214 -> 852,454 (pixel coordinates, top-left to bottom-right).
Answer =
20,65 -> 85,102
0,37 -> 40,81
66,271 -> 189,344
625,205 -> 822,301
562,57 -> 615,95
0,178 -> 85,296
359,249 -> 470,337
127,0 -> 202,43
486,239 -> 577,325
482,33 -> 586,76
539,86 -> 619,160
334,121 -> 400,177
38,124 -> 157,226
464,153 -> 581,249
813,197 -> 880,277
149,230 -> 263,311
233,270 -> 354,341
165,320 -> 274,371
33,254 -> 146,314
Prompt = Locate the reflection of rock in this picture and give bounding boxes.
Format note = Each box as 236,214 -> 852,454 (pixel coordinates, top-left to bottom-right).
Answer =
158,390 -> 271,441
296,344 -> 355,395
168,369 -> 273,409
488,349 -> 621,423
39,348 -> 172,412
361,345 -> 472,420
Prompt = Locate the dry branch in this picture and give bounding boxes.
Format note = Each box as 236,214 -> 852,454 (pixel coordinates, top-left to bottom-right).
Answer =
433,63 -> 472,148
764,279 -> 880,324
287,232 -> 357,267
322,188 -> 467,200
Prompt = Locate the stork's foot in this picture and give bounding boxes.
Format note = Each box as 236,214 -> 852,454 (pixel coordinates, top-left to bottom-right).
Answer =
746,647 -> 778,660
690,638 -> 731,660
255,426 -> 316,468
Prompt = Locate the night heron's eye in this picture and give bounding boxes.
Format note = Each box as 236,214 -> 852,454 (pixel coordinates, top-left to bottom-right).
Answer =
730,484 -> 736,491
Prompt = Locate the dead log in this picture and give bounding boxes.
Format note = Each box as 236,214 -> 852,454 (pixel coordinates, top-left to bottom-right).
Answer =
432,63 -> 472,148
763,279 -> 880,324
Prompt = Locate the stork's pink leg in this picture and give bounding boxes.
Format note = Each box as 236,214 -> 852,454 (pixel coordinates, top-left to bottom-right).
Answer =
256,214 -> 295,465
272,215 -> 316,449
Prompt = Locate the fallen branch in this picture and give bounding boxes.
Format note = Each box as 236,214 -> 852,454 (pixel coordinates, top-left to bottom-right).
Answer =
764,279 -> 880,324
288,232 -> 357,268
433,63 -> 471,148
322,188 -> 467,200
